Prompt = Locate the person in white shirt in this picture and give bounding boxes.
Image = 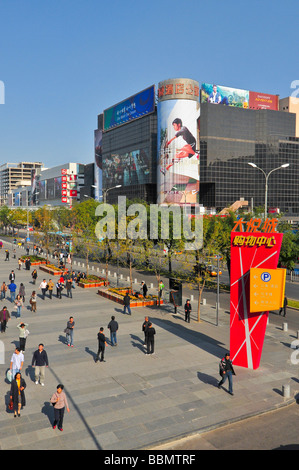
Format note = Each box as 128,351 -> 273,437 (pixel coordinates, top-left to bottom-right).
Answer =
10,348 -> 24,380
39,279 -> 48,300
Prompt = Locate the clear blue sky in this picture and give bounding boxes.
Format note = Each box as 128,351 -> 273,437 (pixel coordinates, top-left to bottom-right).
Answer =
0,0 -> 298,168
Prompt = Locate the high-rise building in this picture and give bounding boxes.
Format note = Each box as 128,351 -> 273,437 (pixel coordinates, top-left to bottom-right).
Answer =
0,161 -> 43,206
279,96 -> 299,137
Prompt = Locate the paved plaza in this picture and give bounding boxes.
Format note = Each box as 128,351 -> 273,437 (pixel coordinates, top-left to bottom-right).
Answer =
0,240 -> 297,450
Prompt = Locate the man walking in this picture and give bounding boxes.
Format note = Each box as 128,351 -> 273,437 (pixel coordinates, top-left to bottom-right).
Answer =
123,292 -> 131,315
10,347 -> 24,380
95,327 -> 107,362
145,322 -> 156,355
39,279 -> 48,300
141,281 -> 148,298
48,279 -> 54,299
32,343 -> 49,386
0,306 -> 10,332
279,296 -> 288,317
66,278 -> 73,298
107,316 -> 118,346
8,281 -> 17,303
218,352 -> 236,396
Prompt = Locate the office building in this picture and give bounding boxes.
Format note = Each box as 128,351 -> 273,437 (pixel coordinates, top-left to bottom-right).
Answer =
0,161 -> 43,206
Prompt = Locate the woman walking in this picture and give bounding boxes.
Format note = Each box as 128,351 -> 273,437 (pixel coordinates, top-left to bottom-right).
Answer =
17,322 -> 29,352
14,295 -> 23,318
29,291 -> 37,312
50,384 -> 70,431
19,283 -> 26,302
0,306 -> 10,333
31,269 -> 38,285
10,372 -> 26,417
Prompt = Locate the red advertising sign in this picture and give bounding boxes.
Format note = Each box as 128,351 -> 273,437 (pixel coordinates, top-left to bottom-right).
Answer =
62,176 -> 67,182
61,197 -> 68,203
61,190 -> 68,196
61,169 -> 68,175
230,229 -> 283,369
62,183 -> 68,189
69,190 -> 77,197
249,91 -> 278,110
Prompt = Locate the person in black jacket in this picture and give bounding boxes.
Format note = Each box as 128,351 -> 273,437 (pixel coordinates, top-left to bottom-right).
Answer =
31,343 -> 49,386
95,327 -> 107,362
145,322 -> 156,355
107,316 -> 118,346
218,352 -> 236,395
184,299 -> 192,323
142,316 -> 149,345
279,296 -> 288,317
10,372 -> 26,417
123,292 -> 131,315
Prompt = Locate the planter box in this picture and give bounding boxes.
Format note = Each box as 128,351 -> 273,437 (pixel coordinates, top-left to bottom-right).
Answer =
97,287 -> 162,307
39,265 -> 64,276
78,279 -> 109,288
21,258 -> 47,266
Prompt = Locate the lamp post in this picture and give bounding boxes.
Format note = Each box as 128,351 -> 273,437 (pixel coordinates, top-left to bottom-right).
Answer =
248,162 -> 290,218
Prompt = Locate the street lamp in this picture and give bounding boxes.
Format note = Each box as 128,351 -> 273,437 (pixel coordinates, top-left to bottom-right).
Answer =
102,184 -> 122,203
248,162 -> 290,218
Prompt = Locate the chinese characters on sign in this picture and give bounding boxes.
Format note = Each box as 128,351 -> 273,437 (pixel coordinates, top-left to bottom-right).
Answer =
158,80 -> 200,100
232,218 -> 278,234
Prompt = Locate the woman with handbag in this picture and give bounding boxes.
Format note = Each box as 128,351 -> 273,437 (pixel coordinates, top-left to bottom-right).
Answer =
10,371 -> 26,417
14,295 -> 23,318
29,291 -> 37,312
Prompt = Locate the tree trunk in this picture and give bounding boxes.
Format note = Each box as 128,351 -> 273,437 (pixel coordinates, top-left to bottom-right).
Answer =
196,279 -> 205,322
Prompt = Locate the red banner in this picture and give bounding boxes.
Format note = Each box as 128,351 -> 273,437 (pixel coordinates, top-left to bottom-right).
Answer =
249,91 -> 278,110
230,231 -> 283,369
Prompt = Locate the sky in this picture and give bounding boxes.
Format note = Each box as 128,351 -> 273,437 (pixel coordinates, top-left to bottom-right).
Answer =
0,0 -> 298,168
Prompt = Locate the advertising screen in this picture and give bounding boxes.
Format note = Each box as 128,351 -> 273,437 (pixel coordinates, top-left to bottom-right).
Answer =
249,91 -> 278,110
201,83 -> 249,108
103,147 -> 151,187
103,85 -> 155,131
157,86 -> 200,205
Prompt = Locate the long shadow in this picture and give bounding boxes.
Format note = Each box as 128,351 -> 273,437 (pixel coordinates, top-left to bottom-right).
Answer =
49,366 -> 102,450
130,334 -> 146,354
145,315 -> 227,359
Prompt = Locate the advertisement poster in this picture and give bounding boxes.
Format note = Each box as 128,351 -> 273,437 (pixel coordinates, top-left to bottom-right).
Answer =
103,85 -> 155,131
201,83 -> 249,108
249,91 -> 278,110
103,147 -> 150,188
157,80 -> 200,205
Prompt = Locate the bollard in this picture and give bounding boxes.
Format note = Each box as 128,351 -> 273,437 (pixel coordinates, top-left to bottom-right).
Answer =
150,283 -> 153,289
127,276 -> 130,282
282,384 -> 290,398
102,269 -> 105,275
297,330 -> 299,339
283,322 -> 288,332
120,274 -> 123,280
191,295 -> 194,301
202,298 -> 206,305
134,278 -> 137,284
114,272 -> 117,278
108,271 -> 110,276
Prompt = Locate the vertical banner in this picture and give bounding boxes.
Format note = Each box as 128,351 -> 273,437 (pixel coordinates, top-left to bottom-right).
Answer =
230,220 -> 283,369
94,126 -> 103,201
157,78 -> 200,205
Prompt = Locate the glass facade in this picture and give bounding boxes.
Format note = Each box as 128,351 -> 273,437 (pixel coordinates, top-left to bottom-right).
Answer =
199,103 -> 299,214
102,112 -> 157,203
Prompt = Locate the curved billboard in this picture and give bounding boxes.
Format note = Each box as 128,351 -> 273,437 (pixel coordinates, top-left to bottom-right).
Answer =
157,78 -> 200,205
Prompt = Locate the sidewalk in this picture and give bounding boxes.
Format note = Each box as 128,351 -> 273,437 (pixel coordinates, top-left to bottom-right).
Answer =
0,239 -> 297,450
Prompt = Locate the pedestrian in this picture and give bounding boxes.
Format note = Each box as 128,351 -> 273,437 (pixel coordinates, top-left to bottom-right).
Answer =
17,322 -> 29,352
10,347 -> 24,380
19,283 -> 25,302
279,296 -> 288,317
50,384 -> 70,431
29,291 -> 37,312
158,280 -> 164,301
184,299 -> 192,323
5,249 -> 9,261
14,294 -> 23,318
56,280 -> 63,299
123,291 -> 131,315
107,315 -> 118,346
141,281 -> 148,298
31,343 -> 49,386
95,327 -> 107,362
0,281 -> 7,300
66,278 -> 73,298
25,258 -> 31,271
218,352 -> 236,396
47,279 -> 54,299
18,258 -> 22,270
39,279 -> 47,300
9,270 -> 16,283
31,269 -> 38,284
8,281 -> 17,303
0,305 -> 10,332
145,322 -> 156,355
10,371 -> 26,418
142,316 -> 149,345
65,316 -> 75,347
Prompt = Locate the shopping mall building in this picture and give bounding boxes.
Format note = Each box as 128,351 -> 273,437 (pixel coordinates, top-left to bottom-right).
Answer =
95,78 -> 299,215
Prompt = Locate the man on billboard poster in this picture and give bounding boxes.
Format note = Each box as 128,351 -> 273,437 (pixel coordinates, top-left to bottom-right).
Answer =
208,84 -> 229,105
162,118 -> 197,173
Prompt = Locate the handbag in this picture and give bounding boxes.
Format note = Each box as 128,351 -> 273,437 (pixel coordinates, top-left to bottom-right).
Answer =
8,398 -> 13,410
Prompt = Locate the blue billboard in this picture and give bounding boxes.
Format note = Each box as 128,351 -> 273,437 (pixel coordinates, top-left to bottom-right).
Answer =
103,85 -> 155,131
